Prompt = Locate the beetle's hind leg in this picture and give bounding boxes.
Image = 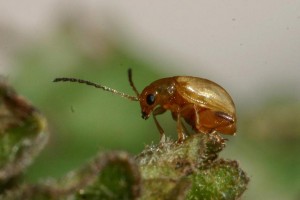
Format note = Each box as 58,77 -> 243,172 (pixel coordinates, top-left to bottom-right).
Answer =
214,111 -> 236,135
210,130 -> 227,146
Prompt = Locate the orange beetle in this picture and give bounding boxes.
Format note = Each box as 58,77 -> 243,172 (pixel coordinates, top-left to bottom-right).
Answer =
54,69 -> 236,143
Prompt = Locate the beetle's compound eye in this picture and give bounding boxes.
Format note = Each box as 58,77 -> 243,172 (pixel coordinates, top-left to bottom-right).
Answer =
146,94 -> 155,105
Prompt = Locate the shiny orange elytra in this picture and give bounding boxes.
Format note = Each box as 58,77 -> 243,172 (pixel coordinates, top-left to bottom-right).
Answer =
54,69 -> 236,143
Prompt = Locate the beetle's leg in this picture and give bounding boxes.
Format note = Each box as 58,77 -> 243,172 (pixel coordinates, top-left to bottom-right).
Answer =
171,112 -> 189,136
211,130 -> 227,145
181,120 -> 190,136
176,104 -> 200,142
176,114 -> 187,143
193,104 -> 201,131
214,111 -> 236,134
152,106 -> 167,143
177,104 -> 196,143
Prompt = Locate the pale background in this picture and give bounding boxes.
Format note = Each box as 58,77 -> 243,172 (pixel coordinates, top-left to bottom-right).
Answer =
1,1 -> 300,102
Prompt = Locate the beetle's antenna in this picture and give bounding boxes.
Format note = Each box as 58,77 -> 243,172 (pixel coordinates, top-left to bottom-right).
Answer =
53,77 -> 139,101
128,69 -> 140,98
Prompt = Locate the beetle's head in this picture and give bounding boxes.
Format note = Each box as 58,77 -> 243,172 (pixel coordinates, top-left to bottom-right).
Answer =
139,85 -> 159,120
139,78 -> 176,120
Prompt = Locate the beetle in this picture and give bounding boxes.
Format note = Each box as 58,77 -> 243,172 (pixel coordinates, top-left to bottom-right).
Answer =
54,69 -> 236,143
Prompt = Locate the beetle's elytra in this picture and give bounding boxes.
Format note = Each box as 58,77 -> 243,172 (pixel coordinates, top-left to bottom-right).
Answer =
54,69 -> 236,143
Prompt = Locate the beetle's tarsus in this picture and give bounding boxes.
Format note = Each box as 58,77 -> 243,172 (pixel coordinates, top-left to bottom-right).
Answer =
159,134 -> 166,144
210,131 -> 227,145
176,137 -> 184,144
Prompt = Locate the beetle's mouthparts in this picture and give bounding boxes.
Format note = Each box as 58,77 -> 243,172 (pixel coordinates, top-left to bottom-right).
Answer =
141,112 -> 149,120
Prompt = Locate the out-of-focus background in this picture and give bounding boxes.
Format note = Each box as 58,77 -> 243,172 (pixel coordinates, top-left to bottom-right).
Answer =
1,1 -> 299,199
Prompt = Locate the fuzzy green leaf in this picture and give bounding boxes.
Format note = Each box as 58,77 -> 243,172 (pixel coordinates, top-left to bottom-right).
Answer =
136,134 -> 249,200
0,81 -> 48,190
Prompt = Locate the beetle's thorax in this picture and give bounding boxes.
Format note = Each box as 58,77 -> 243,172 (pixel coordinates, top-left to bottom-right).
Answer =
139,77 -> 178,118
155,78 -> 176,99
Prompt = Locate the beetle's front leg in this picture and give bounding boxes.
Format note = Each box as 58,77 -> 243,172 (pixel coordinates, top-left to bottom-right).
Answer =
152,106 -> 166,143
